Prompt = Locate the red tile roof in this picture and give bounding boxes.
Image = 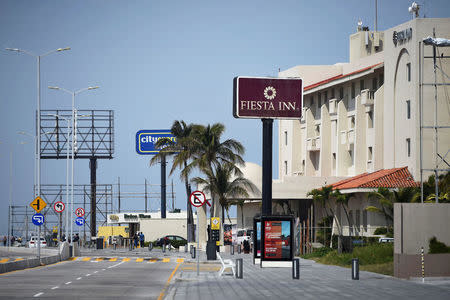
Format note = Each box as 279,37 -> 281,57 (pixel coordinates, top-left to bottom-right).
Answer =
304,62 -> 384,91
330,167 -> 419,190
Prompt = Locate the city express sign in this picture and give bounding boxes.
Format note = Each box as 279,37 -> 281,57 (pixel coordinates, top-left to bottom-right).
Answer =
233,77 -> 303,119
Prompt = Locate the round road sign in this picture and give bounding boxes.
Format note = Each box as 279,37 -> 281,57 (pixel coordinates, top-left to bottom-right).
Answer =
75,217 -> 85,226
189,191 -> 210,207
54,201 -> 65,213
32,213 -> 45,226
75,207 -> 85,217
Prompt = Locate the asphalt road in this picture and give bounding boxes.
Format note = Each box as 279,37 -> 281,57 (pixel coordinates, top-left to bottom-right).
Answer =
0,255 -> 180,299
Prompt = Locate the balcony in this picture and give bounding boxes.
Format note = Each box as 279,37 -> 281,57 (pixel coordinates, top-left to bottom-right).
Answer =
307,136 -> 321,151
347,129 -> 355,144
361,89 -> 375,106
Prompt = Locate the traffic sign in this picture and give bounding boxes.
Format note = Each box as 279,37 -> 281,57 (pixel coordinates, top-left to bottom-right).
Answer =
211,217 -> 220,230
32,213 -> 45,226
189,191 -> 211,207
30,197 -> 47,213
75,207 -> 85,217
75,217 -> 85,226
54,201 -> 65,213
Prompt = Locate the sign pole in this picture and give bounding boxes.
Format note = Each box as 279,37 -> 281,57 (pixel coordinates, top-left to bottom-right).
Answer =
197,207 -> 199,276
261,118 -> 273,216
161,155 -> 166,218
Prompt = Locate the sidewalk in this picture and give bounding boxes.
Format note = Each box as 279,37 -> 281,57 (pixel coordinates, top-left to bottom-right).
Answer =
166,252 -> 450,300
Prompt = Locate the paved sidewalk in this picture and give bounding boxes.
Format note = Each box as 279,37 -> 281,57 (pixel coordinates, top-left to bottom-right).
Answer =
166,252 -> 450,300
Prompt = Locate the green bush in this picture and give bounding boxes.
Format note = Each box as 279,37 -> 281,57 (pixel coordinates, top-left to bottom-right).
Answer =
170,240 -> 187,248
374,227 -> 387,235
301,247 -> 332,259
429,237 -> 450,254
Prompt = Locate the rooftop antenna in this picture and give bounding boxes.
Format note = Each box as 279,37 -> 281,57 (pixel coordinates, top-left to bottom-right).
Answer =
408,1 -> 420,18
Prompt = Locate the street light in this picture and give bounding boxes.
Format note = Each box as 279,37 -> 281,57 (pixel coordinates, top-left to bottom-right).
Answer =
5,46 -> 70,218
48,86 -> 99,246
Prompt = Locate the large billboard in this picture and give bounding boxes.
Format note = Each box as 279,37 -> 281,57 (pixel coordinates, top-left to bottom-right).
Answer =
261,215 -> 294,261
233,77 -> 303,119
135,130 -> 176,155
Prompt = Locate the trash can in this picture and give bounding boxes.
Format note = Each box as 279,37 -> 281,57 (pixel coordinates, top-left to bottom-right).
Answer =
206,240 -> 217,260
96,237 -> 104,250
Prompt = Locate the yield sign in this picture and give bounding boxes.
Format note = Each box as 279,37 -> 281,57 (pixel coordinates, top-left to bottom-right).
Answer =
30,197 -> 47,213
189,191 -> 211,207
75,207 -> 85,217
54,201 -> 65,213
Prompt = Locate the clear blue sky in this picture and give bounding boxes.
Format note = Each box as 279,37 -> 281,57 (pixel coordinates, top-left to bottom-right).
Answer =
1,0 -> 449,235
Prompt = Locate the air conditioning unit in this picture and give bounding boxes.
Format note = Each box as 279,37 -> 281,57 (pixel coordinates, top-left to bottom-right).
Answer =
374,32 -> 380,48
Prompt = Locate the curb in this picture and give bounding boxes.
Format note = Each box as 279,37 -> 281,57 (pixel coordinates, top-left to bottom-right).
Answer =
0,254 -> 62,274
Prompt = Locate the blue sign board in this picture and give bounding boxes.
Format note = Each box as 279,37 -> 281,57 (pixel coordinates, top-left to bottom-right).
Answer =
136,130 -> 177,155
75,217 -> 85,226
32,213 -> 45,226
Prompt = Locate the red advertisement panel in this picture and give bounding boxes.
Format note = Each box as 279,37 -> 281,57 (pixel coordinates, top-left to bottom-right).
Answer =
264,221 -> 283,259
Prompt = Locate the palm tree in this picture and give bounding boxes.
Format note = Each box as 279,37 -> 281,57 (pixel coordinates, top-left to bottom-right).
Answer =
186,123 -> 245,217
192,162 -> 256,224
331,189 -> 355,236
365,187 -> 394,226
149,120 -> 197,242
307,186 -> 343,251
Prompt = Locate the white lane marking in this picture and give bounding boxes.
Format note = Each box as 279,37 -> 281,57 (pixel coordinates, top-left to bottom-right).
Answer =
65,281 -> 72,285
51,286 -> 59,290
107,261 -> 125,269
76,277 -> 82,280
86,274 -> 91,277
94,271 -> 98,274
34,292 -> 44,297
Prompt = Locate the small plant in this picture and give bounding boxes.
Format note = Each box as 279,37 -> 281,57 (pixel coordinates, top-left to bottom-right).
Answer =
429,237 -> 450,254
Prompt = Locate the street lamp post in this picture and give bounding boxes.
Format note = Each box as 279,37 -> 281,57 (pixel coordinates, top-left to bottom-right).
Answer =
6,47 -> 70,260
48,86 -> 99,247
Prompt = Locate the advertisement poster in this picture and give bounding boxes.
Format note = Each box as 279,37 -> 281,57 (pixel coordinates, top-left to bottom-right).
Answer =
256,221 -> 261,257
263,220 -> 291,259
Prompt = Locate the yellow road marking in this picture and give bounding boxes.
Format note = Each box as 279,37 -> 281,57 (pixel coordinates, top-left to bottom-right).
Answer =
123,258 -> 131,262
149,259 -> 157,263
136,258 -> 144,262
14,258 -> 24,262
176,258 -> 184,263
157,262 -> 181,300
68,257 -> 77,261
82,257 -> 91,261
0,258 -> 10,263
162,258 -> 170,263
95,258 -> 103,262
109,258 -> 117,262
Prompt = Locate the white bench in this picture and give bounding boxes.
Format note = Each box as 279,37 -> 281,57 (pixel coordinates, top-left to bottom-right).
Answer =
217,253 -> 235,277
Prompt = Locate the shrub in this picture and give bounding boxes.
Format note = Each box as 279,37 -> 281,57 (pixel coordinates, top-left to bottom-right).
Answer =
429,237 -> 450,254
170,240 -> 187,248
374,227 -> 387,235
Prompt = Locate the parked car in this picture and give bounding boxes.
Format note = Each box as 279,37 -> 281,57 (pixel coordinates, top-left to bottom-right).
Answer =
155,235 -> 187,247
378,237 -> 394,243
28,236 -> 47,248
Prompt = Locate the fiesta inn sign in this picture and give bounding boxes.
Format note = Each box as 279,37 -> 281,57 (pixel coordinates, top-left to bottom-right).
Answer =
393,28 -> 412,46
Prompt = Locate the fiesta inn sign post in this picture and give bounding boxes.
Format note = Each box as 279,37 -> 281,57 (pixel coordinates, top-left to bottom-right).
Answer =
233,77 -> 303,216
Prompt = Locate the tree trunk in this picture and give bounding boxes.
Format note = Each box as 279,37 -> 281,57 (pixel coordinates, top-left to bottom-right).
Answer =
184,162 -> 194,242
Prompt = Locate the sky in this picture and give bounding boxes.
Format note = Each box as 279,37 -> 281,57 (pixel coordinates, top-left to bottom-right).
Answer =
1,0 -> 449,236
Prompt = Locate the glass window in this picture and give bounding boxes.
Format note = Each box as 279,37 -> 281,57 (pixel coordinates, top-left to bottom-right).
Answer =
339,87 -> 344,99
318,92 -> 321,107
284,161 -> 288,175
379,74 -> 384,86
368,147 -> 373,161
351,82 -> 355,98
360,80 -> 364,91
331,88 -> 335,99
407,63 -> 411,82
367,111 -> 373,128
324,91 -> 328,101
372,77 -> 377,90
406,100 -> 411,119
406,138 -> 411,157
284,131 -> 288,145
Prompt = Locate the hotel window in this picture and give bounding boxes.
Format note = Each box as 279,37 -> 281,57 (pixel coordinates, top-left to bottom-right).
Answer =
332,153 -> 336,170
350,116 -> 355,128
406,100 -> 411,119
284,131 -> 288,146
339,87 -> 344,99
284,160 -> 288,175
372,77 -> 377,90
331,88 -> 335,99
360,79 -> 365,91
302,160 -> 305,174
367,111 -> 373,128
310,96 -> 314,107
407,63 -> 411,82
406,138 -> 411,157
324,91 -> 328,101
351,82 -> 355,98
318,92 -> 322,107
379,74 -> 384,86
368,147 -> 373,161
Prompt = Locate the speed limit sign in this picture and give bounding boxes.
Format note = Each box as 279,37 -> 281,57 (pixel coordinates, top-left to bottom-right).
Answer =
75,207 -> 85,217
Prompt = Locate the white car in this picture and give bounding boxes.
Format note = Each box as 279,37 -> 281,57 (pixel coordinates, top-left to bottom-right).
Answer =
378,237 -> 394,243
28,236 -> 47,248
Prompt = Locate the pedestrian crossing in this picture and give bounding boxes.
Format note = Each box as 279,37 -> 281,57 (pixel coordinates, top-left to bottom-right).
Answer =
67,257 -> 184,263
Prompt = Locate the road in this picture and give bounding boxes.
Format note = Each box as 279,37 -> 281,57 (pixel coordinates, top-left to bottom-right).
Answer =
0,255 -> 181,299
